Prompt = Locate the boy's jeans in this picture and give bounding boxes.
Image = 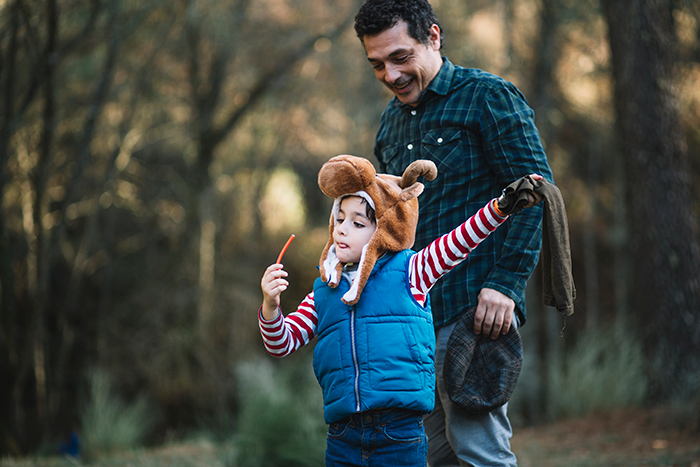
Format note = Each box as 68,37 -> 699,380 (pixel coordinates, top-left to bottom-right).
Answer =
325,407 -> 428,467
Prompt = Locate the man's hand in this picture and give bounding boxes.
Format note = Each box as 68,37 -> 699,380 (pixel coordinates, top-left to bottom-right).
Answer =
474,287 -> 515,339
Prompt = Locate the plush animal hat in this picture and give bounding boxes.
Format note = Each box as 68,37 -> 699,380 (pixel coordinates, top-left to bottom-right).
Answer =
317,154 -> 438,305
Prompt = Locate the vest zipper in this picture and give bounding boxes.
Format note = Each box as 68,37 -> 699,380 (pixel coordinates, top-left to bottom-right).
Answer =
349,304 -> 361,413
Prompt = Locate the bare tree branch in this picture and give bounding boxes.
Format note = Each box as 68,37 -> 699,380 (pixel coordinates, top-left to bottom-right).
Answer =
212,3 -> 361,146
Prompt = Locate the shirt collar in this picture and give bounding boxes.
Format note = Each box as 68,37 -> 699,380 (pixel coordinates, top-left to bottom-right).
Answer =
426,56 -> 454,97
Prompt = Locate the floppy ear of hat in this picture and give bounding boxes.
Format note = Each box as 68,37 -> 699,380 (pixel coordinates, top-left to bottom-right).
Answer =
443,307 -> 523,414
317,154 -> 437,305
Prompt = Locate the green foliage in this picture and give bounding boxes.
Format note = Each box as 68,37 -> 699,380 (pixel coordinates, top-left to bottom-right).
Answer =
80,370 -> 157,461
549,319 -> 647,419
224,357 -> 326,467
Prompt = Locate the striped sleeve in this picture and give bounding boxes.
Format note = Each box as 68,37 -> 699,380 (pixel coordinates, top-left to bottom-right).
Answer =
409,199 -> 507,301
258,292 -> 318,357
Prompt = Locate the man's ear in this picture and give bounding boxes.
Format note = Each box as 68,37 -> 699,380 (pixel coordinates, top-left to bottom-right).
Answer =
429,24 -> 441,50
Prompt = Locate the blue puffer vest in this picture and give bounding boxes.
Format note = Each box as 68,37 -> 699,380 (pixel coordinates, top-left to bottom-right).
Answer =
312,250 -> 435,424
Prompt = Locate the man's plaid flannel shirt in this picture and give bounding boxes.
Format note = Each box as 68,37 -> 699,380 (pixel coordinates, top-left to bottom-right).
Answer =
374,58 -> 553,328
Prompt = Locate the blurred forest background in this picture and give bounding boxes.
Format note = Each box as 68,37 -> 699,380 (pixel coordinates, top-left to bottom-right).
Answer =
1,0 -> 700,462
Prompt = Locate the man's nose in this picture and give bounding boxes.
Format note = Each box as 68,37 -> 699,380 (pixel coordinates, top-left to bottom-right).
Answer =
385,64 -> 401,83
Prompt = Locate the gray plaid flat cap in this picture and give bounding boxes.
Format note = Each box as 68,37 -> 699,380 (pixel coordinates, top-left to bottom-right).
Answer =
443,307 -> 523,414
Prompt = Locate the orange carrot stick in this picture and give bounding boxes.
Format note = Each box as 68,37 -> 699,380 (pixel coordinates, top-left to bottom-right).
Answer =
276,234 -> 295,264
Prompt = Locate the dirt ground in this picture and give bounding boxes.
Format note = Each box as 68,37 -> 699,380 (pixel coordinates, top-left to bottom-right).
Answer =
2,407 -> 699,466
511,408 -> 700,467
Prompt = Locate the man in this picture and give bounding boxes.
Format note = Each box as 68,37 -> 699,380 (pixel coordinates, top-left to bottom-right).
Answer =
354,1 -> 553,466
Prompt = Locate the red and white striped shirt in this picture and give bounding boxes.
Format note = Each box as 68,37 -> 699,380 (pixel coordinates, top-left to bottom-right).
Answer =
259,199 -> 507,357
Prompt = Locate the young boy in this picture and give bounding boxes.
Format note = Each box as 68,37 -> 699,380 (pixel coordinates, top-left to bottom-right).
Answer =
259,155 -> 542,467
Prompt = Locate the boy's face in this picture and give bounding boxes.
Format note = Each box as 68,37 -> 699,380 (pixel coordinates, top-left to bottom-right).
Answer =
333,196 -> 376,264
363,20 -> 442,107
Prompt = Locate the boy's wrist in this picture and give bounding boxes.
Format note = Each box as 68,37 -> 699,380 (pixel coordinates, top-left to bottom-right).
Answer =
492,199 -> 507,218
260,304 -> 280,322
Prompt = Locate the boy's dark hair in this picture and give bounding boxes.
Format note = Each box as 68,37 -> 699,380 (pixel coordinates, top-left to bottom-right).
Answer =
354,0 -> 444,49
358,197 -> 377,224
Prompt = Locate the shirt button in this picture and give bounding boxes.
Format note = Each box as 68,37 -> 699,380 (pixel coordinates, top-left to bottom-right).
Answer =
364,415 -> 373,423
437,137 -> 443,144
411,110 -> 417,116
407,144 -> 414,150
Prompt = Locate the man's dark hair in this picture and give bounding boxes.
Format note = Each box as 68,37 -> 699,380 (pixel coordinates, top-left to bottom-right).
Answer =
354,0 -> 444,49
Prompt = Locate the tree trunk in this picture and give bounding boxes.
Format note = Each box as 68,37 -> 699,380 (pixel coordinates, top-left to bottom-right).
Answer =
528,0 -> 565,423
604,0 -> 700,403
583,139 -> 600,330
0,0 -> 20,456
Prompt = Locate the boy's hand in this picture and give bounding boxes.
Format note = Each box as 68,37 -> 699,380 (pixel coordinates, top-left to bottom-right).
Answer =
522,174 -> 544,207
260,264 -> 289,321
497,173 -> 545,214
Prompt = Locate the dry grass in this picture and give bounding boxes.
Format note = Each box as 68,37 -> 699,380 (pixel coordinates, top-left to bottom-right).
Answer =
0,438 -> 221,467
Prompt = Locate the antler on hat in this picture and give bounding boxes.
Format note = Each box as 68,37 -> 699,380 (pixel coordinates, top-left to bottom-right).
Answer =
318,155 -> 437,305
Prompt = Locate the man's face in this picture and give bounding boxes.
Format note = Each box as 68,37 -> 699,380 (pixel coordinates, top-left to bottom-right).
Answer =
363,20 -> 443,107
